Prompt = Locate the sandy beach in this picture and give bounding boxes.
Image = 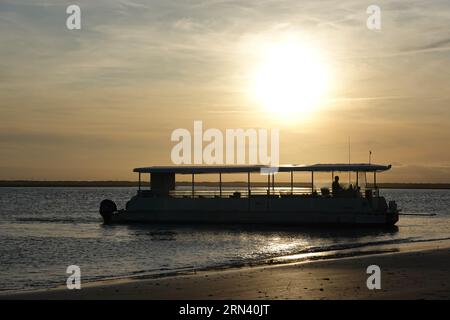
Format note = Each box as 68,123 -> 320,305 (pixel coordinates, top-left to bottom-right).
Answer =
3,240 -> 450,300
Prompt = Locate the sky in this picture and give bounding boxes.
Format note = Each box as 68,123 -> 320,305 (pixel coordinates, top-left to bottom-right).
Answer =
0,0 -> 449,182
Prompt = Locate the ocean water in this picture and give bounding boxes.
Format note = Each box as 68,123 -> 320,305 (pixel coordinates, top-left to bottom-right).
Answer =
0,187 -> 449,292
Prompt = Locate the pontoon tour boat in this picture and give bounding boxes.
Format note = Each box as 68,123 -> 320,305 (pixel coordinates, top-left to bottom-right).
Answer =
99,164 -> 399,226
100,164 -> 400,225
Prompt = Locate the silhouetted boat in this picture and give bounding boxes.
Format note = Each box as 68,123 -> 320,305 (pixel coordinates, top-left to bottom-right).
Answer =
99,164 -> 399,226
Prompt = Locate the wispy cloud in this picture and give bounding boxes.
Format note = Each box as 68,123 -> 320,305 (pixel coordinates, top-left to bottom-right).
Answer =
0,0 -> 449,180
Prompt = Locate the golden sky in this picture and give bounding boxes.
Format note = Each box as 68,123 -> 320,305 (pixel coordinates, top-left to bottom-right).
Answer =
0,0 -> 449,182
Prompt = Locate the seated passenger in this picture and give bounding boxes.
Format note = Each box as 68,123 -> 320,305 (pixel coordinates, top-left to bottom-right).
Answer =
332,176 -> 343,196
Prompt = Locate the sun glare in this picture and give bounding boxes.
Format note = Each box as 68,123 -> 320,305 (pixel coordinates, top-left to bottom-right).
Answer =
251,40 -> 330,116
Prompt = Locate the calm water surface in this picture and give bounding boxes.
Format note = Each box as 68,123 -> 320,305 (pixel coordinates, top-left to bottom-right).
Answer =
0,187 -> 449,292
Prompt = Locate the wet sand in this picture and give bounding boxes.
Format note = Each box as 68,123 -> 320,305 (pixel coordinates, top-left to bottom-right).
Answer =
3,240 -> 450,300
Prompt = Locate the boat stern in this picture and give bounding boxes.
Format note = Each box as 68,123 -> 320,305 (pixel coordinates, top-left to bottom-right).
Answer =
386,200 -> 400,225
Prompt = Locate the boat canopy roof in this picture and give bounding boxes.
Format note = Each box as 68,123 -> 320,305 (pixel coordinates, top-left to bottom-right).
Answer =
133,163 -> 391,174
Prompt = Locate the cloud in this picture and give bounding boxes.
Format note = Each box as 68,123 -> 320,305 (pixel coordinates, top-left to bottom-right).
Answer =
398,38 -> 450,56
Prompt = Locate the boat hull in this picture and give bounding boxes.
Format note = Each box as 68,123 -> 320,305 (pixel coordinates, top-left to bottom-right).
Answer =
110,210 -> 397,226
105,196 -> 399,226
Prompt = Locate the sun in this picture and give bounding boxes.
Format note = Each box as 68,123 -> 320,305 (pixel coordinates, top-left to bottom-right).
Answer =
250,40 -> 330,116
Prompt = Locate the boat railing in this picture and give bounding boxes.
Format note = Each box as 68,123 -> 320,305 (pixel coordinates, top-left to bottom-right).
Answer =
138,186 -> 381,199
136,188 -> 378,199
168,189 -> 313,198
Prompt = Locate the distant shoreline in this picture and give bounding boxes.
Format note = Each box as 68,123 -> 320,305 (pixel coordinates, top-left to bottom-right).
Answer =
0,181 -> 449,189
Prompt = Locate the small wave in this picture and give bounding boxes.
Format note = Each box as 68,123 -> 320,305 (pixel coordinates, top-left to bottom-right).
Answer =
301,236 -> 450,255
15,217 -> 100,223
302,237 -> 418,254
148,231 -> 177,241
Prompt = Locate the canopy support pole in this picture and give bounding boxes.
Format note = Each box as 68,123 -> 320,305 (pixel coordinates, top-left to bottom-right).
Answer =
374,171 -> 378,197
219,172 -> 222,197
192,173 -> 195,197
374,172 -> 377,188
290,171 -> 293,194
356,171 -> 359,188
267,174 -> 270,196
364,172 -> 367,188
311,172 -> 314,193
247,172 -> 251,196
138,172 -> 141,192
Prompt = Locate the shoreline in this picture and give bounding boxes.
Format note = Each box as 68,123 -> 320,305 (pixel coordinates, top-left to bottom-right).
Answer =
3,239 -> 450,299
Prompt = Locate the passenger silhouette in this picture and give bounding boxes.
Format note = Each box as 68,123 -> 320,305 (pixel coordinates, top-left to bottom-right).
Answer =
332,176 -> 343,196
